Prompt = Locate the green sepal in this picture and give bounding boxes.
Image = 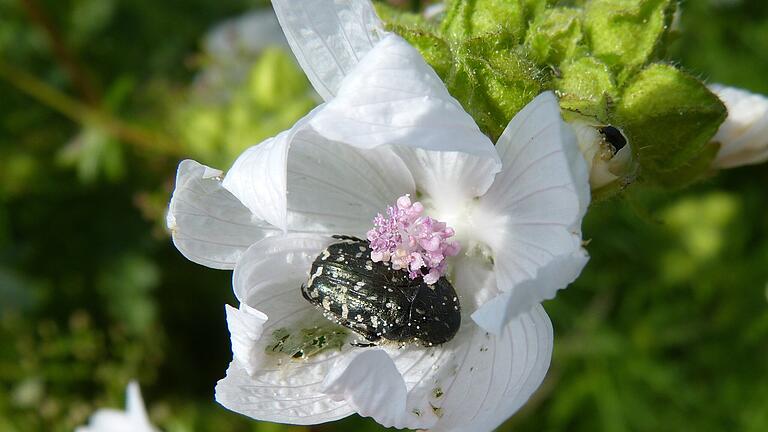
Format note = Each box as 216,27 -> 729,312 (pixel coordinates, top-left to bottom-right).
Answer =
445,33 -> 549,140
652,141 -> 720,187
555,56 -> 617,121
614,64 -> 726,186
386,25 -> 453,79
525,7 -> 586,66
584,0 -> 676,80
440,0 -> 527,40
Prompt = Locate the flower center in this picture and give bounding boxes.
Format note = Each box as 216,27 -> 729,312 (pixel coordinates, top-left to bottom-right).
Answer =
366,194 -> 461,285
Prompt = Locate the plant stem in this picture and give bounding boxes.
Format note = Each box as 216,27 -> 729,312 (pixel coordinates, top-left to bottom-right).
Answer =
19,0 -> 101,105
0,59 -> 182,157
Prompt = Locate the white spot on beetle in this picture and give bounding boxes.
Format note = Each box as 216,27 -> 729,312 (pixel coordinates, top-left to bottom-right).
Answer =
307,266 -> 323,286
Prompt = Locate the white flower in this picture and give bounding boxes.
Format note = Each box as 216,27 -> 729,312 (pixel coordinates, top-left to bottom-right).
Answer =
709,84 -> 768,169
167,1 -> 590,430
76,382 -> 158,432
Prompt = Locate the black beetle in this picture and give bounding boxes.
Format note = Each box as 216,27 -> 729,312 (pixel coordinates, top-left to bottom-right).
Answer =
301,236 -> 461,346
598,125 -> 628,152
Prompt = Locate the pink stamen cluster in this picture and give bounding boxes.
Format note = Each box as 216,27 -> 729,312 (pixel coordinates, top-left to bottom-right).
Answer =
367,194 -> 461,285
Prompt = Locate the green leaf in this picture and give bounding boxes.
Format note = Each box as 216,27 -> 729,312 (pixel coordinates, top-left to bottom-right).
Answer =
526,7 -> 586,66
584,0 -> 675,77
614,64 -> 726,185
555,56 -> 617,121
440,0 -> 527,40
446,33 -> 549,140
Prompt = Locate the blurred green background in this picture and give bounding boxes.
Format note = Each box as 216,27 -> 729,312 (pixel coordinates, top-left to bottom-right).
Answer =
1,0 -> 767,431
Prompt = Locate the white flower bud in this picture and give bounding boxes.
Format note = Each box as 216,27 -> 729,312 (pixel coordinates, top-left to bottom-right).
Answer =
569,117 -> 634,190
709,84 -> 768,169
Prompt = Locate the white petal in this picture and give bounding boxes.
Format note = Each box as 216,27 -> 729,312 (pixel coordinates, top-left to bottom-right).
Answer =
217,360 -> 354,425
477,92 -> 589,323
76,411 -> 137,432
125,382 -> 151,425
710,84 -> 768,168
76,382 -> 156,432
448,254 -> 501,320
396,147 -> 503,224
309,34 -> 501,167
167,159 -> 280,270
322,348 -> 410,429
383,305 -> 553,432
286,127 -> 416,236
438,306 -> 553,432
272,0 -> 385,101
472,251 -> 589,335
225,304 -> 269,376
223,107 -> 415,238
231,233 -> 331,310
217,234 -> 357,424
223,132 -> 293,232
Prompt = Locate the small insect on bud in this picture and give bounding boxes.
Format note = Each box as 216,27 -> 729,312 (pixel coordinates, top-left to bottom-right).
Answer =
570,118 -> 635,191
301,236 -> 461,346
598,125 -> 628,152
